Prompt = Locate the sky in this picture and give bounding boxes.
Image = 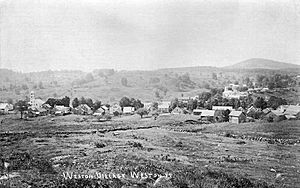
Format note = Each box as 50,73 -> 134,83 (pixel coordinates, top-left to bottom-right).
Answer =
0,0 -> 299,72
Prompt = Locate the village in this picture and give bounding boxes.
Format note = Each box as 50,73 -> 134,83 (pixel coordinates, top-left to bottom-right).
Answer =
1,82 -> 299,125
0,80 -> 299,187
0,0 -> 300,186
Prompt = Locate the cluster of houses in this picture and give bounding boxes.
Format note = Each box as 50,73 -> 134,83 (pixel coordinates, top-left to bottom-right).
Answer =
192,106 -> 247,124
222,83 -> 272,99
1,91 -> 300,124
223,84 -> 248,99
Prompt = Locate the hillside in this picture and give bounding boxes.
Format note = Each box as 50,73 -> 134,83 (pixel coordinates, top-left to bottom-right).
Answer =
224,58 -> 300,70
0,64 -> 299,104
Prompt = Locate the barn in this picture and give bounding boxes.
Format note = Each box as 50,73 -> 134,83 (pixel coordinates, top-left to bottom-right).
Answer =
229,111 -> 246,124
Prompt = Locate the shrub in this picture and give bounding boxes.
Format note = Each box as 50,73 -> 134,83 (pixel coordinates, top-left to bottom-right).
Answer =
94,142 -> 106,148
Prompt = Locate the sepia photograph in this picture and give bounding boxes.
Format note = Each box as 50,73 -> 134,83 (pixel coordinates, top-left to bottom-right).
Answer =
0,0 -> 299,187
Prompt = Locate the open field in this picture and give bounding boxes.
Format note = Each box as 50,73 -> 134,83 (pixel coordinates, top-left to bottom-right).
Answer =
0,114 -> 299,188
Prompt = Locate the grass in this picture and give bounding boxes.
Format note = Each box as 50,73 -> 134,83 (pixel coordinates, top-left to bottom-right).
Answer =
0,114 -> 299,187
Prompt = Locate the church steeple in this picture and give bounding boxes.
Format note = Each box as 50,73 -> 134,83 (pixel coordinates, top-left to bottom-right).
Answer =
30,91 -> 35,106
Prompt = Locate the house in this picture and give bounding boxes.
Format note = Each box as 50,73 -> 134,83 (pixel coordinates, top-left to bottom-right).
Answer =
93,108 -> 105,116
237,107 -> 246,113
222,85 -> 248,99
264,110 -> 286,122
171,107 -> 184,114
93,106 -> 109,116
75,104 -> 92,115
200,110 -> 216,121
143,102 -> 153,111
37,108 -> 48,116
101,105 -> 109,112
123,107 -> 135,115
0,103 -> 13,114
54,105 -> 71,116
246,106 -> 259,115
157,102 -> 170,113
178,97 -> 190,104
110,104 -> 122,115
193,109 -> 216,121
212,106 -> 233,111
281,105 -> 300,119
42,103 -> 52,110
193,109 -> 203,115
29,107 -> 48,116
262,108 -> 272,114
285,115 -> 297,120
229,111 -> 246,124
261,88 -> 269,92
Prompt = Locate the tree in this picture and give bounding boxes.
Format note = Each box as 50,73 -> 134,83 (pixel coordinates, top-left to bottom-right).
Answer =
157,85 -> 168,96
113,111 -> 120,117
198,92 -> 212,102
119,97 -> 131,108
203,83 -> 210,89
15,89 -> 21,95
85,98 -> 94,108
7,98 -> 13,105
170,98 -> 179,110
222,109 -> 230,122
45,98 -> 57,108
38,81 -> 44,89
21,84 -> 28,90
244,77 -> 251,87
79,97 -> 86,105
61,96 -> 70,107
121,78 -> 128,86
212,73 -> 217,80
267,96 -> 287,109
15,100 -> 29,119
136,108 -> 148,118
85,73 -> 94,82
256,75 -> 265,87
214,109 -> 230,122
72,98 -> 80,108
154,90 -> 161,100
187,99 -> 197,111
149,77 -> 160,84
131,98 -> 144,110
254,97 -> 267,110
93,100 -> 102,112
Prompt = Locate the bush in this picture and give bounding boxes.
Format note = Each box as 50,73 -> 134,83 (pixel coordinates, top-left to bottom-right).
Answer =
94,142 -> 106,148
104,114 -> 112,120
130,141 -> 143,148
136,108 -> 148,118
113,111 -> 120,116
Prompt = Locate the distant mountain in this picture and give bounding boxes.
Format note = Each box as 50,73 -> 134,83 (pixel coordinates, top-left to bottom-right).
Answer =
223,58 -> 300,70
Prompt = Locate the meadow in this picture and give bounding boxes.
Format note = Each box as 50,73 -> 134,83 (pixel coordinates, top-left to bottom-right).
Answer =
0,114 -> 299,187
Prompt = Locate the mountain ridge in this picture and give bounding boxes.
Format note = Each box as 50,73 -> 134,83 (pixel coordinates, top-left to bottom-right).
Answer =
223,58 -> 300,70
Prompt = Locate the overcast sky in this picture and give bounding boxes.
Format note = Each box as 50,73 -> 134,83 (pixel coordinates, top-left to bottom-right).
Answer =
0,0 -> 299,72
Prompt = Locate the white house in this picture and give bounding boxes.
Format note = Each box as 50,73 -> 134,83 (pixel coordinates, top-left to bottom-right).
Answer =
222,85 -> 248,99
212,106 -> 233,111
123,107 -> 135,114
157,102 -> 170,113
110,104 -> 122,114
0,103 -> 13,114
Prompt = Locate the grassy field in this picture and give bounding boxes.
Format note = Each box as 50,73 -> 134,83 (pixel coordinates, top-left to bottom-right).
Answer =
0,114 -> 299,188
